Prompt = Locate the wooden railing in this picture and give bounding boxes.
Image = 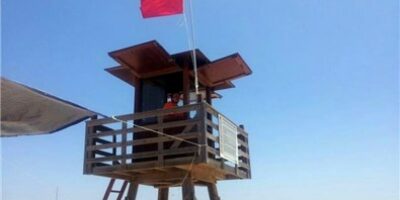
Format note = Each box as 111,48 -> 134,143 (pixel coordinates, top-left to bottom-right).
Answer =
83,103 -> 251,179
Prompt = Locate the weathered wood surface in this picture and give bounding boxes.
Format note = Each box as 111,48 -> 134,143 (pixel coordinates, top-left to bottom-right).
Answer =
84,102 -> 251,185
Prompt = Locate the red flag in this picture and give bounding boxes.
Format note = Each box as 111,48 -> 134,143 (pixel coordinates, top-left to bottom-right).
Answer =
141,0 -> 184,18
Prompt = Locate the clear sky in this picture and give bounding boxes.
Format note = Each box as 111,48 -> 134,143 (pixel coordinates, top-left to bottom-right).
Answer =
1,0 -> 398,199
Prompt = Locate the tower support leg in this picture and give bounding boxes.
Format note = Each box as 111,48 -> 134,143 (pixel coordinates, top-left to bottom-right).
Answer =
158,187 -> 169,200
206,183 -> 220,200
182,177 -> 195,200
126,182 -> 139,200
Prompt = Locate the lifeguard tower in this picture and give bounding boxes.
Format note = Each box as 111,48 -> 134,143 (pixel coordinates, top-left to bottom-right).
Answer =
83,41 -> 252,200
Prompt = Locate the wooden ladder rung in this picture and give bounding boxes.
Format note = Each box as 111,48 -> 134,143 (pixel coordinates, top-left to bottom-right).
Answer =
103,179 -> 129,200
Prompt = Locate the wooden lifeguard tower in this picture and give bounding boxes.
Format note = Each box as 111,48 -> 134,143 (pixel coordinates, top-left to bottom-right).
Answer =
83,41 -> 252,200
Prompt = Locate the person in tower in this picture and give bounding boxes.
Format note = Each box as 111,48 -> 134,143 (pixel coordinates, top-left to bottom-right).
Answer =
163,92 -> 185,121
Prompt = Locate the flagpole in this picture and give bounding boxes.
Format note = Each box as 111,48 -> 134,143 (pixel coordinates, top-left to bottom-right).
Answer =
185,0 -> 200,95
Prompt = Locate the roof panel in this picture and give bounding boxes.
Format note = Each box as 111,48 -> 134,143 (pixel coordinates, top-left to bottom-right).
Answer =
109,41 -> 179,78
171,49 -> 210,68
106,41 -> 252,90
197,53 -> 252,87
105,66 -> 138,87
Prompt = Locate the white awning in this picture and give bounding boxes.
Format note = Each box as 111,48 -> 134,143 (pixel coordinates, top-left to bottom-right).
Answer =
1,77 -> 96,137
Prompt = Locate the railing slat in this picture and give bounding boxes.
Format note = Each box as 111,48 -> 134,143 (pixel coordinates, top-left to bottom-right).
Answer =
87,104 -> 202,126
87,132 -> 200,151
87,147 -> 199,163
84,102 -> 251,180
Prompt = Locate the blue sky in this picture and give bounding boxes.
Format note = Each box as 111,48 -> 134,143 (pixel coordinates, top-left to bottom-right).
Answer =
1,0 -> 398,199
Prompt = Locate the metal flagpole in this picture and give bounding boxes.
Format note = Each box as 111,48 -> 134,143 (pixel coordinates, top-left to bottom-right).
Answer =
184,0 -> 200,95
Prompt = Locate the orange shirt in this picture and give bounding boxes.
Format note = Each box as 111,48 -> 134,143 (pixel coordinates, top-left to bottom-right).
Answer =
163,102 -> 177,109
163,102 -> 185,121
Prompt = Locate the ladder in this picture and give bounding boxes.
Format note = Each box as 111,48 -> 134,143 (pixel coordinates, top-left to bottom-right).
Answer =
103,179 -> 129,200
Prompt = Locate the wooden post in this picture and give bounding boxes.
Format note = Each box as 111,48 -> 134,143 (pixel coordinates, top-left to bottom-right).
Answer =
197,93 -> 202,103
199,103 -> 208,163
157,116 -> 164,166
133,78 -> 142,163
182,63 -> 190,105
134,79 -> 142,113
182,176 -> 195,200
205,87 -> 212,105
121,122 -> 127,165
83,115 -> 97,174
158,187 -> 169,200
126,182 -> 139,200
206,183 -> 221,200
239,124 -> 251,178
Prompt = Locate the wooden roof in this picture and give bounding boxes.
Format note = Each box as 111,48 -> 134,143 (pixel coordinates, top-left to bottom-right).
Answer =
106,41 -> 252,90
108,40 -> 180,79
172,49 -> 211,67
196,53 -> 251,88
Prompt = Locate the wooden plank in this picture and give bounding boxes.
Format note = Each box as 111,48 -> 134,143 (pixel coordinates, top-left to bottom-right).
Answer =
169,123 -> 198,149
93,161 -> 158,174
94,150 -> 114,157
92,157 -> 195,174
239,163 -> 250,169
205,105 -> 219,118
132,170 -> 187,182
207,134 -> 219,143
206,120 -> 219,131
95,125 -> 114,132
238,150 -> 249,158
87,132 -> 199,151
92,119 -> 197,139
89,118 -> 200,139
87,104 -> 202,126
208,159 -> 236,176
94,138 -> 112,145
130,119 -> 200,133
207,147 -> 219,156
87,147 -> 199,163
89,128 -> 125,138
94,160 -> 248,184
238,139 -> 248,148
132,132 -> 198,146
237,129 -> 249,137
